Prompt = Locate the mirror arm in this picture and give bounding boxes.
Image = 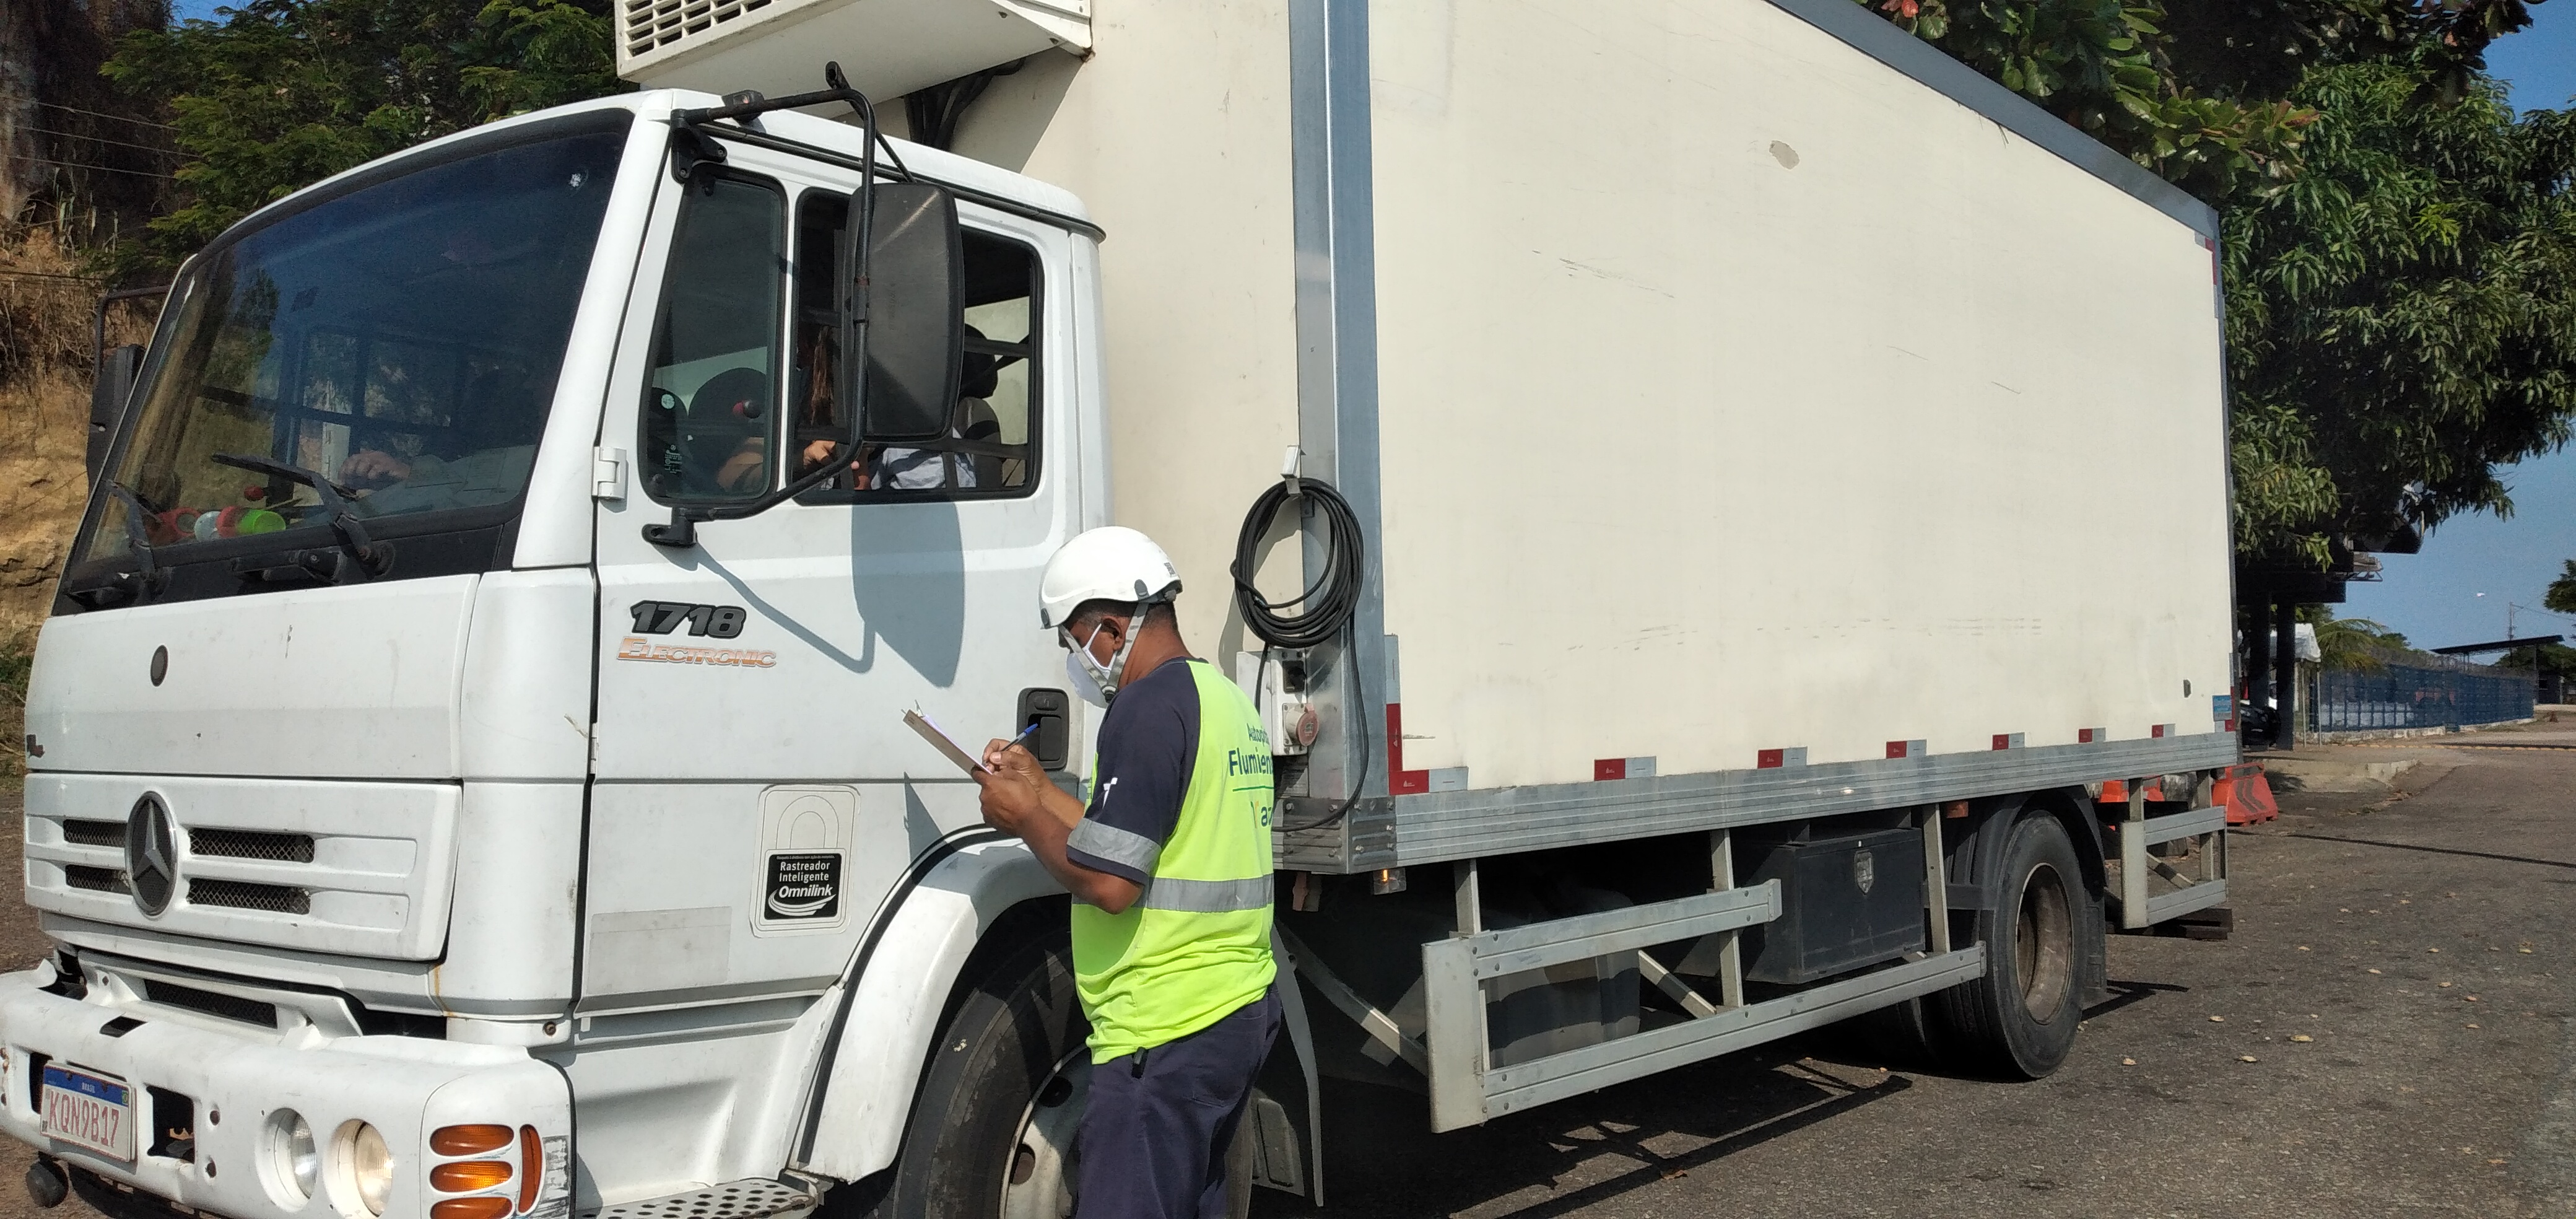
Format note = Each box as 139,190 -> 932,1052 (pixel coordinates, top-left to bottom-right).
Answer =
646,66 -> 890,554
640,441 -> 859,549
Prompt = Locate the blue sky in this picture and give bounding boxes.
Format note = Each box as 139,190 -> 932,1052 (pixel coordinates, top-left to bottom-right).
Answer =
155,0 -> 2576,649
2342,4 -> 2576,649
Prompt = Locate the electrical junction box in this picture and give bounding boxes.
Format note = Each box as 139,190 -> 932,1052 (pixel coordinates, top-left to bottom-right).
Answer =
1235,652 -> 1314,756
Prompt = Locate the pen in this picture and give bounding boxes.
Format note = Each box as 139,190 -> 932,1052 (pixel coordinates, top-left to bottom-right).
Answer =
976,721 -> 1042,772
999,720 -> 1041,758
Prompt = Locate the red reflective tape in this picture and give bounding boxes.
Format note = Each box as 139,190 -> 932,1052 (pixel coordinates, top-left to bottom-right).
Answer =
1385,703 -> 1427,795
1594,758 -> 1627,781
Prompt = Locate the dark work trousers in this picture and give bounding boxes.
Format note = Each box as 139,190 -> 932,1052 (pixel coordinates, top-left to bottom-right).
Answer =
1076,985 -> 1283,1219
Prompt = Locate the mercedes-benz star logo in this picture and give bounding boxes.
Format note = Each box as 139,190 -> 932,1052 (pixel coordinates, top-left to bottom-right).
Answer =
124,794 -> 178,917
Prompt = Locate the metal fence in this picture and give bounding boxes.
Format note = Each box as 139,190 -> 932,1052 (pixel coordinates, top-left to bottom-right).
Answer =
2308,658 -> 2536,733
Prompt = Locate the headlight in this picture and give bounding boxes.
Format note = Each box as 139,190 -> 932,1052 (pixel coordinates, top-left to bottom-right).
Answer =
265,1109 -> 319,1202
333,1121 -> 394,1217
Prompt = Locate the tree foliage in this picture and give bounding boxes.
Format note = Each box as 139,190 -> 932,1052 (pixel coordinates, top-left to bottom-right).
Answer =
1861,0 -> 2544,199
2224,68 -> 2576,556
2494,640 -> 2576,677
2310,613 -> 2413,670
100,0 -> 625,270
2547,557 -> 2576,616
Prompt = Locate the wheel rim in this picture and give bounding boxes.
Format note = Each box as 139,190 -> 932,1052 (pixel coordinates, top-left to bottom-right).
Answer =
998,1049 -> 1090,1219
2014,861 -> 2074,1021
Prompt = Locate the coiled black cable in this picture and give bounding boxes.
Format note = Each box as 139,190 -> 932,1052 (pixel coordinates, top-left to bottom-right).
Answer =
1231,476 -> 1369,831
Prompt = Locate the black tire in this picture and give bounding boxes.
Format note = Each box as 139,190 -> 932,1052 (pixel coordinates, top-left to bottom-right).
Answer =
1930,811 -> 2084,1079
843,935 -> 1087,1218
838,933 -> 1258,1219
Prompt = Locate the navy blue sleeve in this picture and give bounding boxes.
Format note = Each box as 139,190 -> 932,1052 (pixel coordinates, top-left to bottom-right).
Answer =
1063,659 -> 1201,885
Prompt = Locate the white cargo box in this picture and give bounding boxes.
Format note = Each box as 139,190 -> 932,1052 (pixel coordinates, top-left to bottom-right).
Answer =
626,0 -> 2235,865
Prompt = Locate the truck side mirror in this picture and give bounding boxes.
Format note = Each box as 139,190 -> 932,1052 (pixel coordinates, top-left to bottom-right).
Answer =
844,183 -> 962,443
88,343 -> 141,482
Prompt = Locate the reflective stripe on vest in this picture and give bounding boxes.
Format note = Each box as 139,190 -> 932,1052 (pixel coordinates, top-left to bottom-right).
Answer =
1136,875 -> 1273,913
1069,659 -> 1276,1062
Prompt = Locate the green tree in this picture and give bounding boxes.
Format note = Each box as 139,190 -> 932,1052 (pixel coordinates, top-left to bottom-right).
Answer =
2222,69 -> 2576,556
2310,614 -> 2412,670
2547,558 -> 2576,615
2494,640 -> 2576,678
101,0 -> 625,270
1856,0 -> 2545,200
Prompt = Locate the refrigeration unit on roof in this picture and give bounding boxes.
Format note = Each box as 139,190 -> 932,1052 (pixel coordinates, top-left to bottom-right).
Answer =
617,0 -> 1091,102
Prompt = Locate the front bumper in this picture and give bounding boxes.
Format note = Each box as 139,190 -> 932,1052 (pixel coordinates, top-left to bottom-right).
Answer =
0,964 -> 569,1219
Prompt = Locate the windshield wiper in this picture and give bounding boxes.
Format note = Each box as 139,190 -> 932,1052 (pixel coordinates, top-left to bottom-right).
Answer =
210,453 -> 391,581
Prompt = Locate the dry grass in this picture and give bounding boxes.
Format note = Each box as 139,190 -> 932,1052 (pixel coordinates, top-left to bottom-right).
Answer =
0,226 -> 150,775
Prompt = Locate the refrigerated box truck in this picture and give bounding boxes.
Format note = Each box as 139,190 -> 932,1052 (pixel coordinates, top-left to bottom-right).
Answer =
10,0 -> 2239,1215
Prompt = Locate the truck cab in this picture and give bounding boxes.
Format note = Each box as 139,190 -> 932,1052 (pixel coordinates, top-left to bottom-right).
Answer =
14,91 -> 1101,1219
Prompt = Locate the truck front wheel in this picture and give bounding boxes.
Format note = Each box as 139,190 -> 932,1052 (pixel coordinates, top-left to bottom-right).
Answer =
846,935 -> 1254,1219
1932,810 -> 2084,1078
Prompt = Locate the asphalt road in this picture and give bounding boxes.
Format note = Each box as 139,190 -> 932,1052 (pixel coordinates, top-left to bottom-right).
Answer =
0,731 -> 2568,1219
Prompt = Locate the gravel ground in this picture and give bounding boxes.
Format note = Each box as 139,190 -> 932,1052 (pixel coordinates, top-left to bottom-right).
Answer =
0,732 -> 2567,1219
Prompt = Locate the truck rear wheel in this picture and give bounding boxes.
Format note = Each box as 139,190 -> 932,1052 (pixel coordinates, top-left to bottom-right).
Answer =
848,935 -> 1254,1219
1931,811 -> 2084,1078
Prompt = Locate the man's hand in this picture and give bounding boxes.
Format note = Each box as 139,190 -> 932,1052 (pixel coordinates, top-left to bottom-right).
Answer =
972,740 -> 1054,837
339,450 -> 410,487
975,739 -> 1144,914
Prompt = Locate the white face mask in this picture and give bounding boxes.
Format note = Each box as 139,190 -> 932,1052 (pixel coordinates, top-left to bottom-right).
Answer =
1066,645 -> 1110,707
1061,612 -> 1146,707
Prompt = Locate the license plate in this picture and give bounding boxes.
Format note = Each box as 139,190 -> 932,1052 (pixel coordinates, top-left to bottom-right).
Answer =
40,1065 -> 134,1161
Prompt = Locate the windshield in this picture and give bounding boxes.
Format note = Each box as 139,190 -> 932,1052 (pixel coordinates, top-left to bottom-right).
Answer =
77,114 -> 628,587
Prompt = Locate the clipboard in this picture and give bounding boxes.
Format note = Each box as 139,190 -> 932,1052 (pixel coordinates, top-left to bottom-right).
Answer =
904,710 -> 991,775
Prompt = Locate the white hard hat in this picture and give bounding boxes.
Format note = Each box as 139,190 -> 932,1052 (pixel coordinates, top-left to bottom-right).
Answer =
1039,526 -> 1181,629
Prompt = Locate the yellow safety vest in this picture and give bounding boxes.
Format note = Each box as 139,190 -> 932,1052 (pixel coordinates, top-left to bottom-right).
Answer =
1069,660 -> 1276,1062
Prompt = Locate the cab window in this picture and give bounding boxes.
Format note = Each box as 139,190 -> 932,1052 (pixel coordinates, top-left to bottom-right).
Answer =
638,172 -> 786,503
789,193 -> 1040,500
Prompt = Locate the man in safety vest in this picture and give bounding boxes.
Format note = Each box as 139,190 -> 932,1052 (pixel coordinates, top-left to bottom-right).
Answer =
974,525 -> 1279,1219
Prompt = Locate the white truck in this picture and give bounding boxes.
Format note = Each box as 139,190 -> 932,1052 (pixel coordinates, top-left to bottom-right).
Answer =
14,1 -> 2240,1216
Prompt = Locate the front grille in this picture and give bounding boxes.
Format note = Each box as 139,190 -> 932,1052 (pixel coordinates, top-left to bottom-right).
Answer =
61,819 -> 123,848
141,980 -> 277,1029
65,865 -> 129,894
185,878 -> 310,915
189,828 -> 315,863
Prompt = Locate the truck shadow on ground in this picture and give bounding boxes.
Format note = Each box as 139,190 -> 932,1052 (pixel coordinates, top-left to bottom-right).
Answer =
1258,979 -> 2199,1218
1253,1039 -> 1910,1218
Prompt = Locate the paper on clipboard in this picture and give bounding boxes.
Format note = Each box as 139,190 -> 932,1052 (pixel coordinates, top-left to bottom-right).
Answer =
904,710 -> 992,774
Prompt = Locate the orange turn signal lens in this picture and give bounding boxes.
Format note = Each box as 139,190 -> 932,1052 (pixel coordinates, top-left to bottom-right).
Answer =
430,1161 -> 514,1192
517,1127 -> 542,1214
432,1199 -> 513,1219
430,1125 -> 514,1155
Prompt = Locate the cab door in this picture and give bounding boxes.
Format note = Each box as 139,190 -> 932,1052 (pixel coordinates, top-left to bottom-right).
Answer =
568,142 -> 1081,1195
